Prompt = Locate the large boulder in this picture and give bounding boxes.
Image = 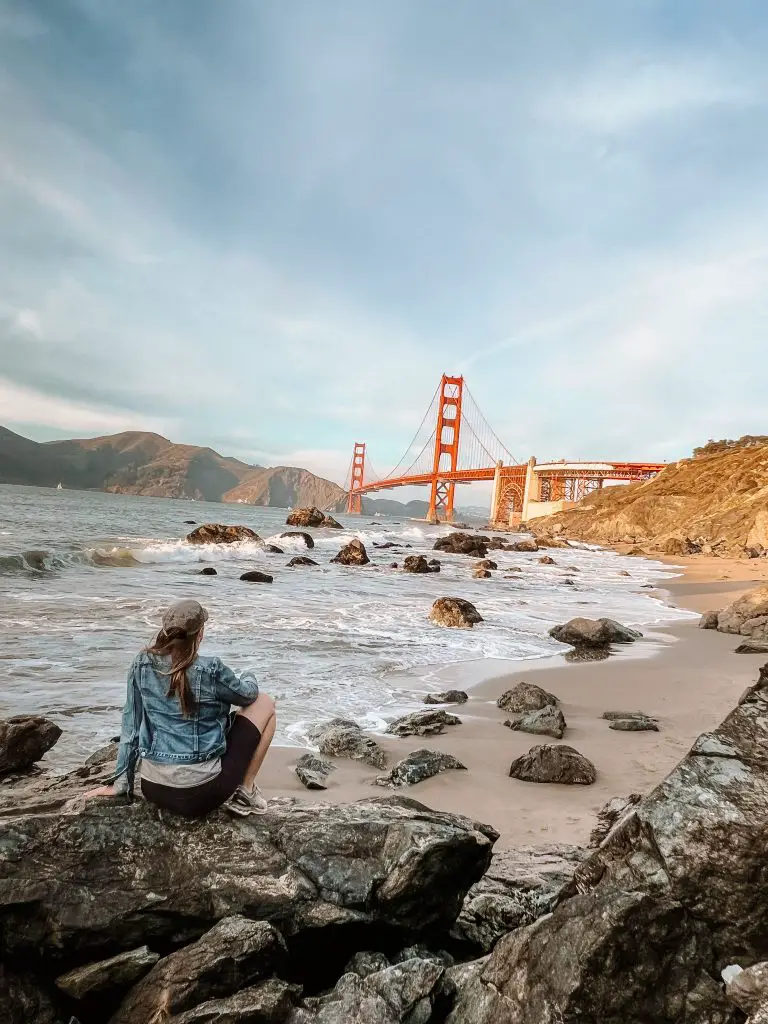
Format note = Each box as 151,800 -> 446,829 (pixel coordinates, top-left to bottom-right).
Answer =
386,710 -> 461,738
450,667 -> 768,1023
0,715 -> 61,775
549,617 -> 643,647
496,682 -> 558,714
111,917 -> 286,1024
279,532 -> 315,548
451,845 -> 587,953
375,749 -> 467,789
0,794 -> 495,961
716,586 -> 768,638
307,718 -> 387,769
330,539 -> 370,566
504,706 -> 566,740
286,508 -> 342,529
433,533 -> 489,558
448,889 -> 730,1024
429,598 -> 483,629
508,745 -> 596,785
186,524 -> 262,545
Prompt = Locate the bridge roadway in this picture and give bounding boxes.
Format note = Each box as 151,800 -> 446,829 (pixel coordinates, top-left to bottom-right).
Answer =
351,458 -> 666,525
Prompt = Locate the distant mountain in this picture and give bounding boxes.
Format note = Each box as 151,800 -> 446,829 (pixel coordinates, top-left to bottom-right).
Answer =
0,426 -> 345,508
359,496 -> 430,517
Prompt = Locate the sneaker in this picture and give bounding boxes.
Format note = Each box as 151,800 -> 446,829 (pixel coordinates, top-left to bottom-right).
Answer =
224,783 -> 268,817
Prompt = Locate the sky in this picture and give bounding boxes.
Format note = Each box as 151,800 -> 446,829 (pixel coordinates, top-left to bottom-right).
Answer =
1,0 -> 767,495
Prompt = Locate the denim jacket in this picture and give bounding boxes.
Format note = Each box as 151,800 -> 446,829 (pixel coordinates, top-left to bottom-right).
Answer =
112,652 -> 259,796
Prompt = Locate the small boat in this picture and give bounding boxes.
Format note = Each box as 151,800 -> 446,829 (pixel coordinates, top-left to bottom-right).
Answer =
56,482 -> 63,490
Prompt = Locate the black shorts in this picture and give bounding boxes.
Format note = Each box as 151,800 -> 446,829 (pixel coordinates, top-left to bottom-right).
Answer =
140,716 -> 262,818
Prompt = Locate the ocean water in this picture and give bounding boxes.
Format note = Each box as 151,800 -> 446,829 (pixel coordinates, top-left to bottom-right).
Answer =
0,484 -> 695,771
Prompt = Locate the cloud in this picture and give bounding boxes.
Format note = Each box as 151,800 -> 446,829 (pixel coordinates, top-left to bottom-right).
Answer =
0,377 -> 176,436
548,55 -> 760,134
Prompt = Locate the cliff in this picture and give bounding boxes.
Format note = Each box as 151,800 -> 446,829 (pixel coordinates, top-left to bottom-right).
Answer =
530,439 -> 768,557
0,426 -> 345,508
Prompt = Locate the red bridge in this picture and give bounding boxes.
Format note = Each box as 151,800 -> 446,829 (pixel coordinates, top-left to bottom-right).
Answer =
343,374 -> 665,526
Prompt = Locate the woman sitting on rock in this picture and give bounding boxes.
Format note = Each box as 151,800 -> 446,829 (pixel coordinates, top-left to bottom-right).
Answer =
87,599 -> 275,817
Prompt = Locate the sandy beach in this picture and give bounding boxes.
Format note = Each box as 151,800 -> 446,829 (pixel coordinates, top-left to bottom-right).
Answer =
259,553 -> 768,850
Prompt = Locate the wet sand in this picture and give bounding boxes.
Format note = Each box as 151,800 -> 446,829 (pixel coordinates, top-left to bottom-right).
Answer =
259,554 -> 768,850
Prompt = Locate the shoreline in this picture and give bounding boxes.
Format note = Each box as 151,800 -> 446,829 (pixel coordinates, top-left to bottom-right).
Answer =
259,553 -> 768,850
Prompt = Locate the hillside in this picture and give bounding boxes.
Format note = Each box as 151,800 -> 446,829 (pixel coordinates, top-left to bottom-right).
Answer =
0,426 -> 345,508
530,438 -> 768,557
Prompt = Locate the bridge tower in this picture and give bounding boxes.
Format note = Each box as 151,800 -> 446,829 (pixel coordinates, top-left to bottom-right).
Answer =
346,442 -> 366,514
427,375 -> 464,523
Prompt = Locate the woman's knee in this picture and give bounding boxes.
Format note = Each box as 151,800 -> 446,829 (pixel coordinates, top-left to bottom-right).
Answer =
237,692 -> 275,729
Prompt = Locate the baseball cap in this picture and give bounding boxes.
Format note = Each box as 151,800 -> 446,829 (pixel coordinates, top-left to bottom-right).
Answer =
162,599 -> 209,635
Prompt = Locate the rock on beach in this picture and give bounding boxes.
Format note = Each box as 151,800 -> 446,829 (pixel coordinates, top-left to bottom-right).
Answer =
429,598 -> 483,629
0,715 -> 62,775
330,539 -> 370,566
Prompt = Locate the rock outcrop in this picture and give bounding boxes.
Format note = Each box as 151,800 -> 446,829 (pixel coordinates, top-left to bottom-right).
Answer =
496,682 -> 558,714
186,524 -> 262,545
549,616 -> 642,647
0,788 -> 496,1021
473,567 -> 491,579
450,666 -> 768,1023
375,749 -> 467,788
451,845 -> 587,953
330,539 -> 370,566
508,744 -> 597,785
0,715 -> 61,775
433,533 -> 489,558
386,710 -> 461,738
526,438 -> 768,558
286,508 -> 343,529
287,556 -> 319,567
307,718 -> 387,769
423,691 -> 469,705
429,598 -> 483,629
504,706 -> 567,740
538,555 -> 556,565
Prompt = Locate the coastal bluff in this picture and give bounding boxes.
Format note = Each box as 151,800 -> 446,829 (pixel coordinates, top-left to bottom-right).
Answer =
3,664 -> 768,1021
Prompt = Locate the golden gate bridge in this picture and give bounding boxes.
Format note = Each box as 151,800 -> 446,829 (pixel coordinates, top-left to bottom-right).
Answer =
342,374 -> 664,527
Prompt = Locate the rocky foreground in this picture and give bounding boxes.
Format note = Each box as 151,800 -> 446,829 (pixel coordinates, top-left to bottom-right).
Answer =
3,664 -> 768,1022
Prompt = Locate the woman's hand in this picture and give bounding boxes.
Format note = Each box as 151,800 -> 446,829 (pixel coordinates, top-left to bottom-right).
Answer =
82,784 -> 119,800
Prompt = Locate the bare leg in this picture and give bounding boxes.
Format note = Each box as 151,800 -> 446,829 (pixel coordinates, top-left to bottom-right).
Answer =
236,693 -> 276,790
